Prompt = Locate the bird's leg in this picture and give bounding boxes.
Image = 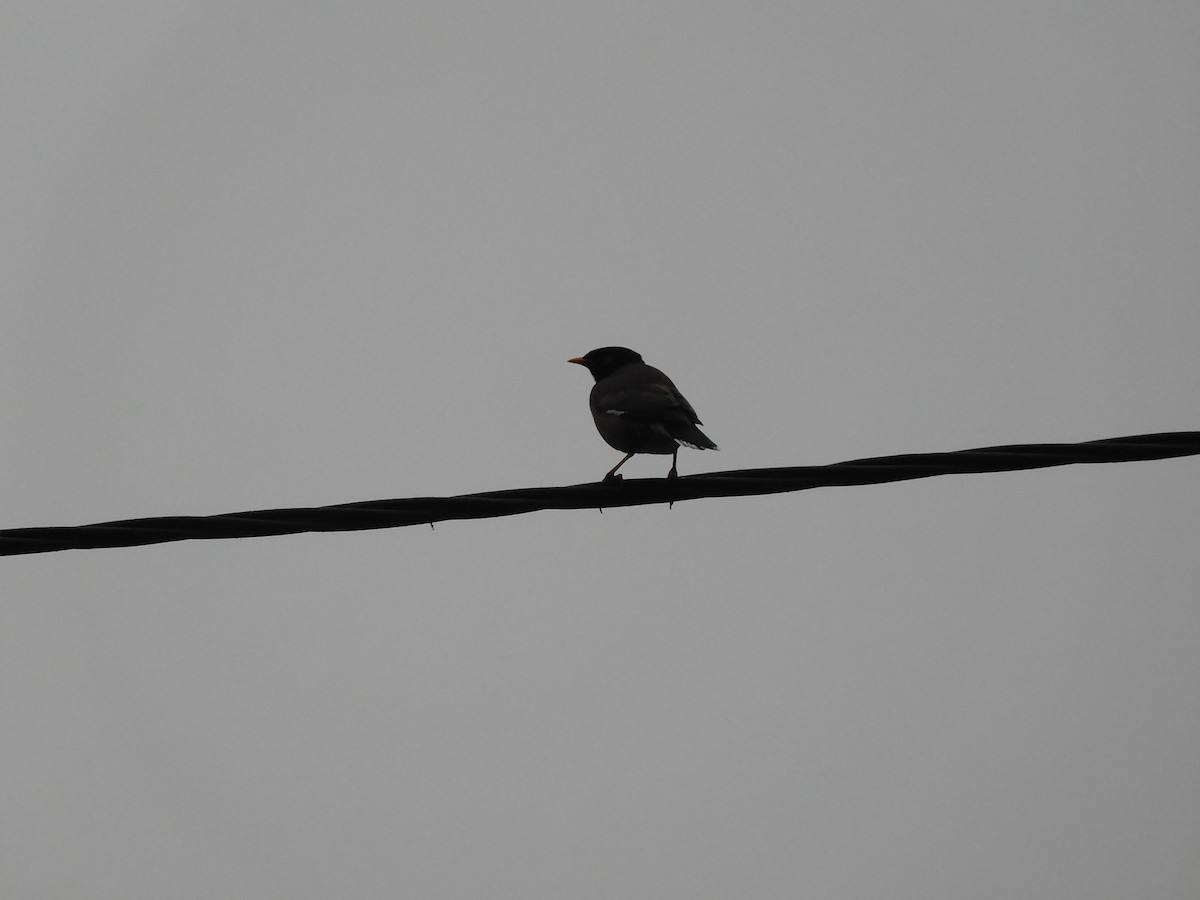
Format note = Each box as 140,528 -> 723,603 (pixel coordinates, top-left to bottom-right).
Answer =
667,448 -> 680,509
604,453 -> 634,482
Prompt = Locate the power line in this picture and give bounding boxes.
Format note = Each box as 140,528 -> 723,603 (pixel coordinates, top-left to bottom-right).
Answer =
2,431 -> 1196,556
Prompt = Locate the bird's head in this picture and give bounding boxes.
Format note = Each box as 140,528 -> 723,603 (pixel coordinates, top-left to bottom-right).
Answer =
567,346 -> 643,381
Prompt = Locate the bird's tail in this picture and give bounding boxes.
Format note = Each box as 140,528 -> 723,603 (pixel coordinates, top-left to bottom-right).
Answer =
672,423 -> 718,451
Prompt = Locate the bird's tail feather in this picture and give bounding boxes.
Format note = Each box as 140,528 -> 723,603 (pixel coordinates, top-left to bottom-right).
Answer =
672,424 -> 718,450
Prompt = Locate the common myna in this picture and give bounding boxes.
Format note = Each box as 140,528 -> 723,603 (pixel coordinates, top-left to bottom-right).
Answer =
568,346 -> 718,481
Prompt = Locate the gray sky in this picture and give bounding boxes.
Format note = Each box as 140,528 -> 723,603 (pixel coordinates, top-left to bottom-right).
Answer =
3,2 -> 1199,897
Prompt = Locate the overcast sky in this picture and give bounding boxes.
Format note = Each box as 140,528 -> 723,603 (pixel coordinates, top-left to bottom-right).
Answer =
3,2 -> 1199,897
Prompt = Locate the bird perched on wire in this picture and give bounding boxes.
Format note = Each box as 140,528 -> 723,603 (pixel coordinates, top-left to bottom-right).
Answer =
568,346 -> 718,482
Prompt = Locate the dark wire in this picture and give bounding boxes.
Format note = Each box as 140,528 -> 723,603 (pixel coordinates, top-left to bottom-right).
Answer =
2,431 -> 1196,556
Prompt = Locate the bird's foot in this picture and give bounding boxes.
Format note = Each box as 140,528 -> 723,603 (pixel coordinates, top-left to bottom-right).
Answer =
603,472 -> 624,483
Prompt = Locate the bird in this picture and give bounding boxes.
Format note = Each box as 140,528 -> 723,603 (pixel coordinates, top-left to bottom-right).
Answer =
568,346 -> 718,481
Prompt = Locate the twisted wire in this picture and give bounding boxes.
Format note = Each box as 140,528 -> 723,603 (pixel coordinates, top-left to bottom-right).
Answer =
2,431 -> 1196,556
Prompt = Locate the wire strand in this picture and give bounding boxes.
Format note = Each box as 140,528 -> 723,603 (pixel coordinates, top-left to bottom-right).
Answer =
2,431 -> 1197,556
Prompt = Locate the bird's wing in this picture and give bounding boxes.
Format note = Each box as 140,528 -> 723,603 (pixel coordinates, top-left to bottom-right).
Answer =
600,384 -> 704,427
600,380 -> 681,414
593,364 -> 706,424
